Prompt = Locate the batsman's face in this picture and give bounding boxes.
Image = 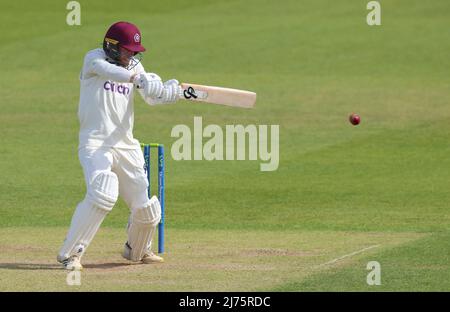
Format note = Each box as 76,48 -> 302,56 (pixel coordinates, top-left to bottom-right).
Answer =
119,46 -> 134,67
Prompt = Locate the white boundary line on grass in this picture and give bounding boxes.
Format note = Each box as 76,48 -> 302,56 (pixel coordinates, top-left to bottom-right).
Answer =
319,244 -> 381,266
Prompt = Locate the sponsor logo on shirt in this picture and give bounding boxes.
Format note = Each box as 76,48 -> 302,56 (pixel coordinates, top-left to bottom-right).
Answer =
104,81 -> 130,95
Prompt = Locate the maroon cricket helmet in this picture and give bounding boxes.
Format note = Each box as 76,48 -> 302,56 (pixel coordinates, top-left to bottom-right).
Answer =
104,21 -> 146,52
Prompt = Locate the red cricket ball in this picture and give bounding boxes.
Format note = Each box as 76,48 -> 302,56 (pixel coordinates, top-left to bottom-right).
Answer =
349,113 -> 360,125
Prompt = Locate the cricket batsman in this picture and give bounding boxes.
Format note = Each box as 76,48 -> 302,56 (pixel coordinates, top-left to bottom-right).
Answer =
57,21 -> 179,270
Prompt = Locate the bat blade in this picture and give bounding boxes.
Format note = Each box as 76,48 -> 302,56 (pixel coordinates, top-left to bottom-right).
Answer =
180,83 -> 256,108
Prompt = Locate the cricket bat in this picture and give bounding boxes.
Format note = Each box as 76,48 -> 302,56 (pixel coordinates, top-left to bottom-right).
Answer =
180,83 -> 256,108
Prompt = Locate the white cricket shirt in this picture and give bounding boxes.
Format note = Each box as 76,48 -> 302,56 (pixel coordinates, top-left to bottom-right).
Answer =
78,48 -> 145,149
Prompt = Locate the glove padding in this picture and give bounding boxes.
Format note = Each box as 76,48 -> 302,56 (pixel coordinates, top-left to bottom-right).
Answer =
158,79 -> 182,103
134,73 -> 164,99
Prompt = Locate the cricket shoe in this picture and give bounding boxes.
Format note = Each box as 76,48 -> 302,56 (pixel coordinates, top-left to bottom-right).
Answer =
122,242 -> 164,263
141,251 -> 164,263
57,255 -> 83,271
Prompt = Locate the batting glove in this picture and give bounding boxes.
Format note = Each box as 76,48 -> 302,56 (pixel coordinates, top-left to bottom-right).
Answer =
158,79 -> 182,103
133,73 -> 164,98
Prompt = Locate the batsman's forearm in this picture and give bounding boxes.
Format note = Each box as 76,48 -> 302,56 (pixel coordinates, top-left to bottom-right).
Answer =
90,58 -> 133,83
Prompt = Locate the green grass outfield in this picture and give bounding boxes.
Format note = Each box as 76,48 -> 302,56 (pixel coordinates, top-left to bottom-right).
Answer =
0,0 -> 449,291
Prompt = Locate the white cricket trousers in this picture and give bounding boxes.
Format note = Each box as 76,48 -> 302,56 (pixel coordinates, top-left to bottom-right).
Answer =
79,146 -> 149,211
58,145 -> 151,260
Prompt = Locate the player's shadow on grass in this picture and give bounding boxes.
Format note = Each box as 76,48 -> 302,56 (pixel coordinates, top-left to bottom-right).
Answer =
0,263 -> 62,270
0,262 -> 132,270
